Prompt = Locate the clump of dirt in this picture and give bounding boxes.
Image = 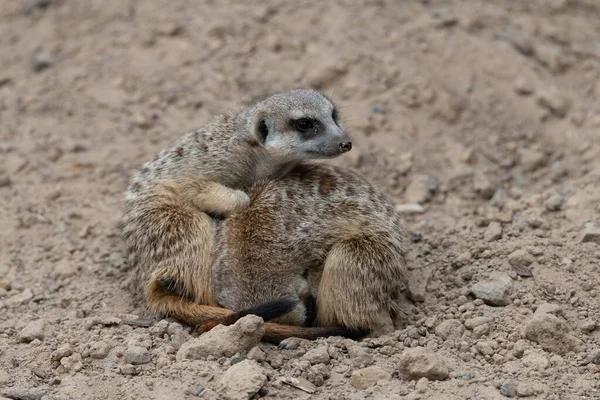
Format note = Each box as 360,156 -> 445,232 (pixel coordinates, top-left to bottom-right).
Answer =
1,1 -> 599,399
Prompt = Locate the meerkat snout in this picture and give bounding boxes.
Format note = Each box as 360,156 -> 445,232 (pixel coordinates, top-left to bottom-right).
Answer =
339,140 -> 352,152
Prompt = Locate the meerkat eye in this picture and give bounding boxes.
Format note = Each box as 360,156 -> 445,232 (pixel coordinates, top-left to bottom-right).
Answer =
332,108 -> 339,122
257,119 -> 269,144
293,118 -> 316,133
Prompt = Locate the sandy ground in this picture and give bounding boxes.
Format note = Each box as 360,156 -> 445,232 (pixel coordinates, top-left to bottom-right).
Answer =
1,0 -> 600,399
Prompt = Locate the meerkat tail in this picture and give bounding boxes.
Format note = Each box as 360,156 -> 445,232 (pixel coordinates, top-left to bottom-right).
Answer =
262,324 -> 370,344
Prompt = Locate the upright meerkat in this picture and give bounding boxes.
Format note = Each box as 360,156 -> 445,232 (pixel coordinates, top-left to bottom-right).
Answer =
157,163 -> 409,344
121,89 -> 352,327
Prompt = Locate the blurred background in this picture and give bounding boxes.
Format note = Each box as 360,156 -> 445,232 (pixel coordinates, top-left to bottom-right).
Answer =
0,0 -> 599,398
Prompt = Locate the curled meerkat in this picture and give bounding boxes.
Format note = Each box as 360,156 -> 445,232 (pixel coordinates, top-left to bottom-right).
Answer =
121,89 -> 352,316
157,164 -> 409,344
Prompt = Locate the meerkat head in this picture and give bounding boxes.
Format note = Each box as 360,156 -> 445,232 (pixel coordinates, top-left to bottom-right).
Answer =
249,89 -> 352,160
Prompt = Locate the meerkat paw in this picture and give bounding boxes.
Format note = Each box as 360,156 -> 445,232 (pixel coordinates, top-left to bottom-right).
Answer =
277,337 -> 307,350
225,190 -> 251,214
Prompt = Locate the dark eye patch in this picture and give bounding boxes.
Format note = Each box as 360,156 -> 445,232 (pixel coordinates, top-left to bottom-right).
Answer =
293,118 -> 316,133
332,108 -> 339,122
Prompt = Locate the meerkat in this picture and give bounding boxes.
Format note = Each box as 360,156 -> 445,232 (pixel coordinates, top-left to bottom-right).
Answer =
121,89 -> 352,328
158,163 -> 409,344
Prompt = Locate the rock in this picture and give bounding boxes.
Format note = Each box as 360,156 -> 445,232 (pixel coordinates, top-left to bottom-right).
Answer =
484,222 -> 503,242
580,348 -> 600,365
0,370 -> 9,384
1,387 -> 49,400
475,341 -> 495,356
120,364 -> 137,375
472,324 -> 490,339
5,288 -> 34,307
544,194 -> 564,212
514,75 -> 534,95
464,317 -> 491,330
580,222 -> 600,245
18,319 -> 46,343
537,89 -> 571,118
434,319 -> 465,341
51,343 -> 73,362
395,204 -> 425,214
60,353 -> 83,373
280,376 -> 317,394
580,319 -> 596,334
512,340 -> 529,358
470,275 -> 512,306
124,346 -> 151,365
452,251 -> 472,268
500,382 -> 517,397
516,383 -> 536,397
415,377 -> 429,393
407,266 -> 432,303
31,48 -> 54,72
190,385 -> 204,396
508,249 -> 535,267
404,175 -> 436,204
349,366 -> 391,390
216,360 -> 267,400
522,350 -> 550,370
473,173 -> 495,199
89,341 -> 111,359
177,315 -> 264,360
518,148 -> 547,172
347,344 -> 374,367
0,276 -> 11,291
246,346 -> 265,362
524,312 -> 583,355
301,346 -> 330,365
51,262 -> 78,280
398,347 -> 449,380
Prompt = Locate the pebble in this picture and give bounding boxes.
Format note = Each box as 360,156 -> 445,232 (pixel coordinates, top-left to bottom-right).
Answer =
5,288 -> 34,307
0,277 -> 10,291
473,173 -> 495,199
484,222 -> 503,242
124,346 -> 151,365
60,353 -> 83,373
246,346 -> 266,362
347,344 -> 374,367
404,175 -> 435,204
51,343 -> 73,362
398,347 -> 449,380
1,387 -> 49,400
31,48 -> 54,72
301,346 -> 330,365
500,382 -> 517,397
0,370 -> 9,384
177,315 -> 264,360
580,222 -> 600,245
407,266 -> 432,303
524,312 -> 583,355
518,148 -> 547,172
89,341 -> 111,359
395,204 -> 425,214
522,350 -> 550,370
580,319 -> 596,334
216,360 -> 267,400
508,249 -> 535,267
415,377 -> 429,393
349,366 -> 391,390
537,89 -> 571,118
470,275 -> 512,306
544,194 -> 564,212
580,348 -> 600,365
434,319 -> 464,341
120,364 -> 137,375
18,319 -> 46,343
464,317 -> 490,330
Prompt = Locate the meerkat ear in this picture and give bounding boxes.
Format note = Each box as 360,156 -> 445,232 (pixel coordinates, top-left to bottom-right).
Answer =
256,118 -> 269,145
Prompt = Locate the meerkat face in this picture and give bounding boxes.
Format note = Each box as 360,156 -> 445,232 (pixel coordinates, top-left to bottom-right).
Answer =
252,89 -> 352,160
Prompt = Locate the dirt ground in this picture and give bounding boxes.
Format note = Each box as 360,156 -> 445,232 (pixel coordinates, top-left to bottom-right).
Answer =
1,0 -> 600,399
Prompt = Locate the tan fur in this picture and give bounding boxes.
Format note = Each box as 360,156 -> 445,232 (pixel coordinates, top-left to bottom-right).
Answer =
121,89 -> 351,323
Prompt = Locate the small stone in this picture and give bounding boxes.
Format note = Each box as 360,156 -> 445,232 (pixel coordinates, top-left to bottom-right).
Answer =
301,346 -> 330,365
472,324 -> 490,339
246,346 -> 265,362
216,360 -> 267,400
31,48 -> 54,72
464,317 -> 490,330
349,366 -> 391,390
470,275 -> 512,306
500,382 -> 517,397
120,364 -> 137,375
18,319 -> 47,343
519,148 -> 547,172
60,353 -> 83,373
516,383 -> 536,397
508,249 -> 535,267
0,370 -> 9,384
514,75 -> 534,95
484,222 -> 503,242
1,387 -> 49,400
404,175 -> 436,204
89,341 -> 111,359
580,222 -> 600,245
524,312 -> 583,355
475,341 -> 495,356
522,350 -> 550,370
580,348 -> 600,365
473,173 -> 495,199
5,288 -> 34,307
347,344 -> 374,367
544,194 -> 564,212
407,266 -> 432,303
51,343 -> 73,362
51,262 -> 78,280
537,89 -> 571,118
0,276 -> 11,291
190,385 -> 204,396
512,340 -> 529,358
280,376 -> 317,394
398,347 -> 449,380
177,315 -> 264,360
124,346 -> 151,365
434,319 -> 465,341
580,319 -> 596,334
395,204 -> 425,214
452,251 -> 472,268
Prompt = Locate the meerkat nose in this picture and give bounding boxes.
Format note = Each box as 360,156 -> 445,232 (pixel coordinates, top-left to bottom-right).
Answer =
339,141 -> 352,152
